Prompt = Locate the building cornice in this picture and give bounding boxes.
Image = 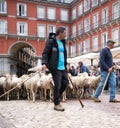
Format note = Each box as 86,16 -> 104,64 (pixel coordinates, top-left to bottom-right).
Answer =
18,0 -> 71,7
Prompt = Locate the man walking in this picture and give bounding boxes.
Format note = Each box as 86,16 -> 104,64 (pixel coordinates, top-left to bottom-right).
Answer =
92,39 -> 120,103
41,27 -> 69,111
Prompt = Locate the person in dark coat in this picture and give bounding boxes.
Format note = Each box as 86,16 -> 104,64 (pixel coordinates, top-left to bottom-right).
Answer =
78,61 -> 90,76
41,27 -> 69,111
92,39 -> 120,103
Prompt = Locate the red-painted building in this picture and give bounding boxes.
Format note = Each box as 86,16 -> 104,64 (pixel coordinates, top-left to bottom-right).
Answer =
0,0 -> 120,76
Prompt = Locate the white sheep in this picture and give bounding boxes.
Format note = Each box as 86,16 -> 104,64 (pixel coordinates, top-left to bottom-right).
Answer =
1,74 -> 23,100
9,74 -> 23,100
0,75 -> 7,99
39,73 -> 54,101
0,75 -> 6,88
68,73 -> 89,98
87,75 -> 101,96
23,72 -> 41,102
2,74 -> 12,100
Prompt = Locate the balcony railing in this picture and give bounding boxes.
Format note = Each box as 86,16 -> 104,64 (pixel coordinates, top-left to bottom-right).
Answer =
0,10 -> 120,41
68,39 -> 120,58
70,10 -> 120,39
0,31 -> 47,40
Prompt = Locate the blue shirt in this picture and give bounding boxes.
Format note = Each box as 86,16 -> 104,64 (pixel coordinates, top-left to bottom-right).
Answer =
57,40 -> 65,70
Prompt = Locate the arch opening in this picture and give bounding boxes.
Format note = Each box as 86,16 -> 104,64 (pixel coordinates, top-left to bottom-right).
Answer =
9,42 -> 37,77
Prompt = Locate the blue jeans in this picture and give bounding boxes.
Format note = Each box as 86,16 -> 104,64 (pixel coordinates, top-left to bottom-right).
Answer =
93,71 -> 116,101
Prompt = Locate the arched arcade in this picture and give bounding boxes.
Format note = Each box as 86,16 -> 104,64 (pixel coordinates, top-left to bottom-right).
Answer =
0,41 -> 38,76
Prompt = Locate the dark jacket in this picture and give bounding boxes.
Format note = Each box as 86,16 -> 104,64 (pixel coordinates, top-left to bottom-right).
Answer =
41,33 -> 67,74
99,47 -> 114,72
79,64 -> 90,76
80,64 -> 87,73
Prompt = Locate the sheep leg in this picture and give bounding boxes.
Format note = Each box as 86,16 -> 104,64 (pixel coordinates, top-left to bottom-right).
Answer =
50,89 -> 54,102
61,91 -> 65,102
65,91 -> 67,100
44,89 -> 46,101
4,88 -> 9,101
80,88 -> 84,98
17,91 -> 20,100
7,92 -> 9,101
27,90 -> 30,100
32,91 -> 35,103
49,89 -> 52,102
40,88 -> 44,100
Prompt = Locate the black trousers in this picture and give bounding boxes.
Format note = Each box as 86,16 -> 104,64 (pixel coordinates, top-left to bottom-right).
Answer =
52,70 -> 69,105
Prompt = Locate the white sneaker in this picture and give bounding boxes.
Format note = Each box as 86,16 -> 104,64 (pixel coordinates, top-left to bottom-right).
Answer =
54,104 -> 65,111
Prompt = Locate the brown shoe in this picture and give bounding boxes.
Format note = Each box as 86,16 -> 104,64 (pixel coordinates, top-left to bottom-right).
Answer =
109,99 -> 120,103
54,104 -> 65,111
91,96 -> 101,102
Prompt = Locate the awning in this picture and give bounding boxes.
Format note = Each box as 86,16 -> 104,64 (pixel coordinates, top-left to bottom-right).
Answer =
67,46 -> 120,66
67,53 -> 99,66
111,47 -> 120,62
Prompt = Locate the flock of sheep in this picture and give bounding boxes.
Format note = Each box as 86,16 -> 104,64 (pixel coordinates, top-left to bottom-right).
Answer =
0,71 -> 101,102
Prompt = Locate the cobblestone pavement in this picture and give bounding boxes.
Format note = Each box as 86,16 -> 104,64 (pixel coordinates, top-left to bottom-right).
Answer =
0,93 -> 120,128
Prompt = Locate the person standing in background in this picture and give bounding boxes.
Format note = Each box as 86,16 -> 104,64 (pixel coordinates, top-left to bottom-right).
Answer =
78,61 -> 90,76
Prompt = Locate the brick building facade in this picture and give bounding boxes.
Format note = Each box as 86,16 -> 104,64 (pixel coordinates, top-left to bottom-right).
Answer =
0,0 -> 120,75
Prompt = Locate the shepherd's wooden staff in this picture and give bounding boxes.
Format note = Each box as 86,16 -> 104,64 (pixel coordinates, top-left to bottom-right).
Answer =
100,71 -> 111,97
67,74 -> 84,108
100,66 -> 115,97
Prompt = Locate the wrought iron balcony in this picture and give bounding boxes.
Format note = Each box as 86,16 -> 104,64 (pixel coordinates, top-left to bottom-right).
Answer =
70,11 -> 120,40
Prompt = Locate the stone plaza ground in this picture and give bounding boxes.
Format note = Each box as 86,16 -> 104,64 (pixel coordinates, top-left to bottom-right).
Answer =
0,93 -> 120,128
